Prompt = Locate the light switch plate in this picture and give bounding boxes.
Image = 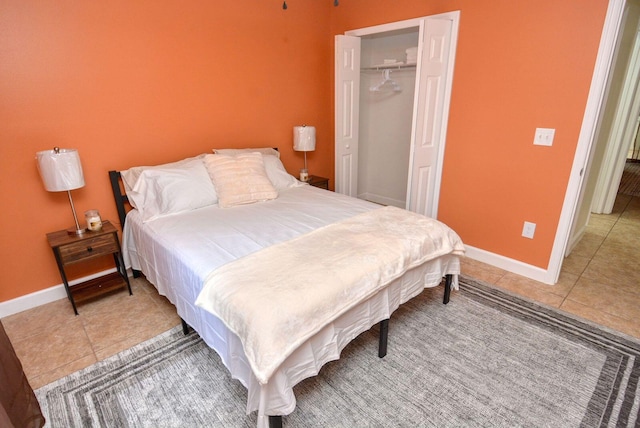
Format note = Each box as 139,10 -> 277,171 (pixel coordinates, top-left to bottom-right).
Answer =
534,128 -> 555,146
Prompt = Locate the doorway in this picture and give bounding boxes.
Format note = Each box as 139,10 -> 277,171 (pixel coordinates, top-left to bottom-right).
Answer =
591,2 -> 640,213
566,0 -> 640,257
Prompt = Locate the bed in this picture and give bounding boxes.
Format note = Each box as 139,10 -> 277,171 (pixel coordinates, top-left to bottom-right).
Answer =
108,149 -> 465,427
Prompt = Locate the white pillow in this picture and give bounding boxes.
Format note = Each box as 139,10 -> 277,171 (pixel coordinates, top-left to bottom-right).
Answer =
121,154 -> 208,208
262,155 -> 302,190
127,158 -> 218,222
213,147 -> 280,159
204,153 -> 278,208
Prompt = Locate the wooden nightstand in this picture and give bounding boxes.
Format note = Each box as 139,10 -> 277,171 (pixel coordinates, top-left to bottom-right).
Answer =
307,175 -> 329,190
46,220 -> 132,315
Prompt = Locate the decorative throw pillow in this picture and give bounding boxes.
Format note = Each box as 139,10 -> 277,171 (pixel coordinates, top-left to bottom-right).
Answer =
204,153 -> 278,208
212,148 -> 301,190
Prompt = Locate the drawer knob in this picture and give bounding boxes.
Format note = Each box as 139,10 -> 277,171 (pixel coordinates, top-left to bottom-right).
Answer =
87,246 -> 93,252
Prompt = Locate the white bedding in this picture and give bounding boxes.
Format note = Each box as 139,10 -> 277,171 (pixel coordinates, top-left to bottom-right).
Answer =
123,185 -> 462,427
196,206 -> 464,385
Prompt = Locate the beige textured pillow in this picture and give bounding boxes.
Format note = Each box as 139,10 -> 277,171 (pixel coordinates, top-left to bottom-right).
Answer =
204,153 -> 278,208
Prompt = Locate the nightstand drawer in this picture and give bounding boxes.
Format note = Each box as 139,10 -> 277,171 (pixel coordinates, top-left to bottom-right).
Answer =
308,175 -> 329,190
58,233 -> 119,264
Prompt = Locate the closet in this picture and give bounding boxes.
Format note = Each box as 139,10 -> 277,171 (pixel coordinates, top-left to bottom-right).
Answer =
358,30 -> 418,208
335,12 -> 459,218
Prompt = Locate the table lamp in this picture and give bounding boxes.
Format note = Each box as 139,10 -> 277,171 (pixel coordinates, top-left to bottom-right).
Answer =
36,147 -> 86,235
293,125 -> 316,182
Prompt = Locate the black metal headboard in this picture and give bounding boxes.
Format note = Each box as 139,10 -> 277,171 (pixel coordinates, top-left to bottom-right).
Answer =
108,170 -> 129,228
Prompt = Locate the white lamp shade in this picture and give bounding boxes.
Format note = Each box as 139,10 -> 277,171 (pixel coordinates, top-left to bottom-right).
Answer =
293,126 -> 316,152
36,148 -> 85,192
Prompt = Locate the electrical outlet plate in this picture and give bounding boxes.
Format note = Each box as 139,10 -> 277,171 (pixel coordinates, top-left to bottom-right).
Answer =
533,128 -> 555,146
522,221 -> 536,239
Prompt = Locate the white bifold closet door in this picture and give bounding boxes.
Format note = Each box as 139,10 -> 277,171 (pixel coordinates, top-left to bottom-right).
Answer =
334,35 -> 361,198
335,13 -> 458,218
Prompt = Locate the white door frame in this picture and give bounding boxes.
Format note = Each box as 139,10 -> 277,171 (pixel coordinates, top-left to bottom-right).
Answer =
592,25 -> 640,213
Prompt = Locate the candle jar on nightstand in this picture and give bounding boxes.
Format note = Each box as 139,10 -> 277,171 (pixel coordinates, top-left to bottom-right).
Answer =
85,209 -> 103,232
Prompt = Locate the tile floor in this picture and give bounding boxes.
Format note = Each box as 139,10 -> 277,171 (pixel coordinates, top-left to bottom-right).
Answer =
2,193 -> 639,390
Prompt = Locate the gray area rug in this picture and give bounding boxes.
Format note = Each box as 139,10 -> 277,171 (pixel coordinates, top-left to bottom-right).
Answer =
36,276 -> 640,427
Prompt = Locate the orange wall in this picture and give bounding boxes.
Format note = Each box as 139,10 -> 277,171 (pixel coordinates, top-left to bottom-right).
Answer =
331,0 -> 608,268
0,1 -> 333,302
0,1 -> 608,303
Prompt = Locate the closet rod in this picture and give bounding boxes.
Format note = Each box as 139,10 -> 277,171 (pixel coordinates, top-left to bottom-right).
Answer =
361,63 -> 416,71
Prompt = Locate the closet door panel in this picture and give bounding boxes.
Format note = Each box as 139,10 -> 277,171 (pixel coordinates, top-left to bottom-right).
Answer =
335,35 -> 361,197
408,17 -> 454,218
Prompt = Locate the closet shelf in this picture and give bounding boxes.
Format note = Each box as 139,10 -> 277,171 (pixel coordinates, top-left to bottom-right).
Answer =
362,63 -> 417,71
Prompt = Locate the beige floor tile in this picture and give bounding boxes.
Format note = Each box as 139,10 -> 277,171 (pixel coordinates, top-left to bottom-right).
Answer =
28,354 -> 98,389
554,270 -> 580,295
586,213 -> 617,235
565,277 -> 640,322
11,322 -> 93,380
95,324 -> 176,361
81,291 -> 177,352
594,241 -> 640,268
2,299 -> 78,341
581,255 -> 640,295
494,273 -> 565,307
560,253 -> 591,276
560,299 -> 640,339
130,276 -> 160,294
569,231 -> 605,259
460,257 -> 506,284
603,221 -> 640,252
154,296 -> 182,321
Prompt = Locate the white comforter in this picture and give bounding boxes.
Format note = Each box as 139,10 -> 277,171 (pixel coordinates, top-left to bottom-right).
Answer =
195,206 -> 465,385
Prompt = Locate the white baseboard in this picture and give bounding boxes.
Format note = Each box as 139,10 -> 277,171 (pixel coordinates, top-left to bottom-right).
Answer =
464,245 -> 555,285
0,268 -> 119,318
357,192 -> 405,208
565,223 -> 586,257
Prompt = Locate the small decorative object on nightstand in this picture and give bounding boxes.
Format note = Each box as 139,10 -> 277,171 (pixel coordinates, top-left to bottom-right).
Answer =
46,220 -> 132,315
307,175 -> 329,190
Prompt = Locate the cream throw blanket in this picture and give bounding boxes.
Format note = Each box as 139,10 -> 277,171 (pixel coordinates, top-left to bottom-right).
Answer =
195,206 -> 465,385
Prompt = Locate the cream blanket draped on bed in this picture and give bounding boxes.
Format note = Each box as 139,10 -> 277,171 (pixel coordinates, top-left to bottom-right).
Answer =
195,206 -> 465,385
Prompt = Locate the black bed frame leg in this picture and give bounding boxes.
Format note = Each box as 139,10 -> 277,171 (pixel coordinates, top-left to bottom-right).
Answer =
180,318 -> 190,335
378,318 -> 389,358
443,274 -> 453,304
269,415 -> 283,428
132,269 -> 141,278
